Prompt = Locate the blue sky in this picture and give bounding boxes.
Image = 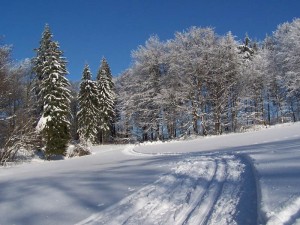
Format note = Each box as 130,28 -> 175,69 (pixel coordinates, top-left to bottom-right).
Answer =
1,0 -> 299,80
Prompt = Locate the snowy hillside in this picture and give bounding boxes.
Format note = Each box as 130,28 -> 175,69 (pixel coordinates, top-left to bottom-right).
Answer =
1,123 -> 300,225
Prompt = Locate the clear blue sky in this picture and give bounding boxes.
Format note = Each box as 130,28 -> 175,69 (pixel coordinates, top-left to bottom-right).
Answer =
1,0 -> 299,80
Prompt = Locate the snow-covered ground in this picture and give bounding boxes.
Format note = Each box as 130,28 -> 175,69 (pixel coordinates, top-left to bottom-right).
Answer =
1,123 -> 300,225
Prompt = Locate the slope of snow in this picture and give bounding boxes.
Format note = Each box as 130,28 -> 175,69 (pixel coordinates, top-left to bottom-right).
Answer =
132,123 -> 300,225
248,139 -> 300,225
76,155 -> 251,225
0,123 -> 300,224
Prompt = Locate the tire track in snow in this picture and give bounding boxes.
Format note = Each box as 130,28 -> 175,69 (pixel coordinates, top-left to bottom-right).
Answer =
75,155 -> 253,225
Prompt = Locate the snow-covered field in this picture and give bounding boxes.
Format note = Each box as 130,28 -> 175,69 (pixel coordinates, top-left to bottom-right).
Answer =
1,123 -> 300,225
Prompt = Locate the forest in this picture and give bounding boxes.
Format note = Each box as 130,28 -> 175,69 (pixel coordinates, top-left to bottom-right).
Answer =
0,18 -> 300,164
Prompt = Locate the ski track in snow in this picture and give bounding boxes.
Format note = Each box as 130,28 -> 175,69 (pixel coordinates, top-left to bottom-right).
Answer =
266,197 -> 300,225
3,123 -> 300,225
76,155 -> 248,225
122,144 -> 184,157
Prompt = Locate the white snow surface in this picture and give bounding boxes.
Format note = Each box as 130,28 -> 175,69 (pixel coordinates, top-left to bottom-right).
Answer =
36,115 -> 51,133
1,123 -> 300,225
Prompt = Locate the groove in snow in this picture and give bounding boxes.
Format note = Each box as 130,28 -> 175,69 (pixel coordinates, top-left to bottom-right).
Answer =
75,155 -> 254,225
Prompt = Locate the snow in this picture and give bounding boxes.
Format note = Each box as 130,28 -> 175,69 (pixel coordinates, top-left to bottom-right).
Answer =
1,123 -> 300,224
248,140 -> 300,224
36,115 -> 51,132
76,155 -> 246,225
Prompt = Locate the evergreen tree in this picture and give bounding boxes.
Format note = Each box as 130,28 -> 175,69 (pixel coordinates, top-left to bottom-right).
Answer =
237,34 -> 254,61
96,58 -> 115,143
34,25 -> 71,159
32,24 -> 53,117
77,65 -> 98,144
69,81 -> 80,140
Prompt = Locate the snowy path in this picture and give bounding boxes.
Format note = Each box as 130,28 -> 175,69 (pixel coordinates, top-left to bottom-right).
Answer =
76,154 -> 256,225
1,123 -> 300,225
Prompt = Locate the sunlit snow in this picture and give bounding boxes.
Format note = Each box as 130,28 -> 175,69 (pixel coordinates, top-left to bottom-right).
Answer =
1,123 -> 300,225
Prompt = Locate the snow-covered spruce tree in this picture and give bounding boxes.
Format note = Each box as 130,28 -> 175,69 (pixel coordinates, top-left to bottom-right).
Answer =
34,25 -> 71,159
237,34 -> 254,61
69,81 -> 80,140
77,65 -> 98,144
96,58 -> 115,143
32,25 -> 53,117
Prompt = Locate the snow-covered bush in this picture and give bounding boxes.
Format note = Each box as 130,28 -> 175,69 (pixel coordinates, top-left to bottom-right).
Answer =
0,134 -> 37,166
67,143 -> 91,158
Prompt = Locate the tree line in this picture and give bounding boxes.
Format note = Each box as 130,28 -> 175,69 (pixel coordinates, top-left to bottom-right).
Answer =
115,19 -> 300,142
1,18 -> 300,163
0,25 -> 116,163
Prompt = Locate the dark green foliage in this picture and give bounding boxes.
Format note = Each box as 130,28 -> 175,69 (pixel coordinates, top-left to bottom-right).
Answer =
96,58 -> 116,143
34,25 -> 71,159
42,118 -> 70,157
32,24 -> 53,117
77,65 -> 98,143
